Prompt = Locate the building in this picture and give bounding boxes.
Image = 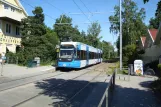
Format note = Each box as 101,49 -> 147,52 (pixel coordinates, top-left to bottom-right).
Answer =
140,28 -> 161,65
0,0 -> 27,54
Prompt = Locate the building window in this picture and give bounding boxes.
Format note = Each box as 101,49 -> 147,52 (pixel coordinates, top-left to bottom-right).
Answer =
16,26 -> 20,35
0,21 -> 2,33
11,7 -> 15,12
6,24 -> 11,34
4,4 -> 9,9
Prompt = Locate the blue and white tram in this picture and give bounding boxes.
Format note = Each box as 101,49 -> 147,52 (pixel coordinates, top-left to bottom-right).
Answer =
58,42 -> 103,68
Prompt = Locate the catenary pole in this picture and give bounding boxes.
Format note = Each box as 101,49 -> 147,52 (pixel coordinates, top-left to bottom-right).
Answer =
120,0 -> 122,70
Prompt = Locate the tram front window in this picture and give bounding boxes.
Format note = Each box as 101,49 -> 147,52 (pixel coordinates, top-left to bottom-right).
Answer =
60,49 -> 74,59
59,45 -> 75,59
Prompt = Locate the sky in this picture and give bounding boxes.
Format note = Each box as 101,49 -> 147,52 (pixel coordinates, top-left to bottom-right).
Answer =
20,0 -> 159,47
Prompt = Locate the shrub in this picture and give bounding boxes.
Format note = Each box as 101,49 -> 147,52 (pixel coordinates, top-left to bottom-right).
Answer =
157,64 -> 161,70
6,52 -> 18,64
122,44 -> 138,66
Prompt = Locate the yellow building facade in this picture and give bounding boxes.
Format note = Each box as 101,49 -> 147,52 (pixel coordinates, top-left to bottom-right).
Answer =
0,0 -> 27,54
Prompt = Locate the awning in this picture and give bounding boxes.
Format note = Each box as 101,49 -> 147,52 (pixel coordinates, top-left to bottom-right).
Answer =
6,44 -> 13,52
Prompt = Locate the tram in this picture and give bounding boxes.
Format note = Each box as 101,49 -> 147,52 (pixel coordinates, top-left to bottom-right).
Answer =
57,42 -> 103,68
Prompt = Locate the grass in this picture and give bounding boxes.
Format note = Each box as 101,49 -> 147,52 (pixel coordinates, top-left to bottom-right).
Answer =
106,61 -> 129,75
40,61 -> 56,66
117,69 -> 128,75
106,62 -> 119,75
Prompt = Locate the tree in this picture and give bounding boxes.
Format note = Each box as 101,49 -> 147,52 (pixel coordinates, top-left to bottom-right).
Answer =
148,1 -> 161,29
54,14 -> 73,41
19,7 -> 58,65
143,0 -> 149,3
86,22 -> 102,47
54,14 -> 85,43
109,0 -> 147,65
101,41 -> 115,59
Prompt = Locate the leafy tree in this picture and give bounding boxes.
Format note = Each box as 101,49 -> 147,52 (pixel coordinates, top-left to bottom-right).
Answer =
109,0 -> 147,65
19,7 -> 58,65
54,14 -> 73,41
143,0 -> 149,3
86,22 -> 102,47
122,44 -> 138,66
101,41 -> 115,59
109,0 -> 146,48
148,1 -> 161,29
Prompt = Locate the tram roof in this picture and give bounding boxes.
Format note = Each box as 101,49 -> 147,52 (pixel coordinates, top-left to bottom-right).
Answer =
61,42 -> 102,52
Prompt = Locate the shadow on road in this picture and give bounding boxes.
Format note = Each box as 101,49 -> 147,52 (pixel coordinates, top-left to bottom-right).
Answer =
111,80 -> 161,107
56,63 -> 100,72
34,77 -> 108,107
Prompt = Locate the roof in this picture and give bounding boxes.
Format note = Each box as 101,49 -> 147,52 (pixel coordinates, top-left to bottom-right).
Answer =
61,42 -> 102,52
141,36 -> 146,47
148,29 -> 158,42
154,23 -> 161,45
0,0 -> 28,16
4,0 -> 18,6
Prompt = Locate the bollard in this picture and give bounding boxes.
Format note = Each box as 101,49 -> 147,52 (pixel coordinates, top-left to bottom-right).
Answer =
1,63 -> 3,76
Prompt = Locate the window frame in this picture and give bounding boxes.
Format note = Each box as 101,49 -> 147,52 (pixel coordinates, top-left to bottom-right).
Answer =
16,26 -> 20,35
6,23 -> 11,34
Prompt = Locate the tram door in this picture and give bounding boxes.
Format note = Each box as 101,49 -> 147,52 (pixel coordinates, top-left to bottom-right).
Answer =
97,50 -> 99,63
86,46 -> 89,66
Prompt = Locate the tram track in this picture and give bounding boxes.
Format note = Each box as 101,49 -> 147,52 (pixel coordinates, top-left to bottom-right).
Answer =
0,72 -> 64,92
11,63 -> 106,107
0,63 -> 105,94
0,62 -> 102,85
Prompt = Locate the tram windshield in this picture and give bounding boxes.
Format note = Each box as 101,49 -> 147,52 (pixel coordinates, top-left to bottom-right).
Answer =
59,45 -> 75,59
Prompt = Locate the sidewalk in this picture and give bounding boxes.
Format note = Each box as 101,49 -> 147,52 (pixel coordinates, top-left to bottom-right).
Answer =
0,64 -> 55,78
111,76 -> 161,107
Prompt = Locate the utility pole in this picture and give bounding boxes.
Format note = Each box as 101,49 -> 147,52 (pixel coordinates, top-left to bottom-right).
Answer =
120,0 -> 122,70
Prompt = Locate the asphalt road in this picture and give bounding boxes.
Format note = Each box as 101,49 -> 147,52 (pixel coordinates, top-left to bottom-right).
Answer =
0,63 -> 110,107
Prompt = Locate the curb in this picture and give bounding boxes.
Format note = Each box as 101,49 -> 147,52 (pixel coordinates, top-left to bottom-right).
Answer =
41,67 -> 56,73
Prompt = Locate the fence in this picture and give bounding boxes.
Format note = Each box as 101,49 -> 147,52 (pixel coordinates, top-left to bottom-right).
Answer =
98,69 -> 116,107
116,68 -> 130,81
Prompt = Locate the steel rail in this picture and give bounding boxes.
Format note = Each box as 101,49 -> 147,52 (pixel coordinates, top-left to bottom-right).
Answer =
12,63 -> 105,107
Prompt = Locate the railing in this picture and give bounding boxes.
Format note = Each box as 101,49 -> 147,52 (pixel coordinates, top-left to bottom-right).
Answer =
0,34 -> 21,45
98,69 -> 116,107
116,68 -> 130,81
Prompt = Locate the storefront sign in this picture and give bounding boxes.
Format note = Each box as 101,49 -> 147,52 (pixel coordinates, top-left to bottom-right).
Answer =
134,60 -> 143,75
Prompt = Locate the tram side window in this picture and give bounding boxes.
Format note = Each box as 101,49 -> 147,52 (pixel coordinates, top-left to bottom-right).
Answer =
84,51 -> 86,60
89,52 -> 96,59
94,52 -> 96,59
91,52 -> 93,59
77,50 -> 81,60
89,52 -> 91,59
80,50 -> 86,60
93,52 -> 96,59
81,50 -> 84,60
92,52 -> 94,59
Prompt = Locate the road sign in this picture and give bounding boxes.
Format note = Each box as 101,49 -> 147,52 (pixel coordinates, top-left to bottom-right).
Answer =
56,45 -> 60,49
56,48 -> 60,52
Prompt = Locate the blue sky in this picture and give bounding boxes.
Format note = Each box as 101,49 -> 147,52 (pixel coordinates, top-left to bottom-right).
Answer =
20,0 -> 159,46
